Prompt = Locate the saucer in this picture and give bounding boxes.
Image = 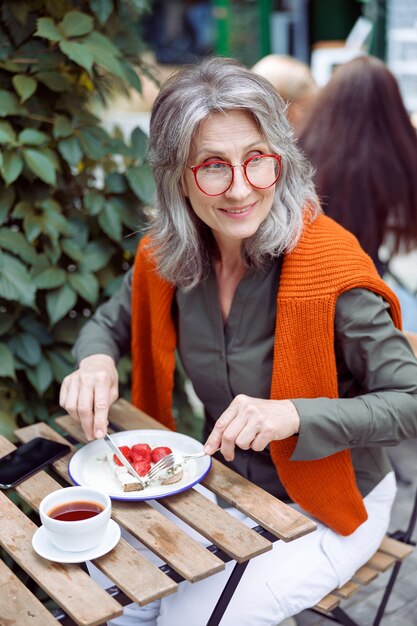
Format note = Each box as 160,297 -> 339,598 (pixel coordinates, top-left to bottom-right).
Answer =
32,519 -> 121,563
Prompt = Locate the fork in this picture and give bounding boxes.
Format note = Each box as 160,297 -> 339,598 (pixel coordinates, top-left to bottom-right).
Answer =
145,450 -> 209,482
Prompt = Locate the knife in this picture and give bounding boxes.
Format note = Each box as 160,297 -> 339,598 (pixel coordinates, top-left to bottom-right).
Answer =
104,433 -> 147,489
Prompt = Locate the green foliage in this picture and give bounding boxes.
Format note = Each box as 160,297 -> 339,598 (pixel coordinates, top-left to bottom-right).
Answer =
0,0 -> 155,437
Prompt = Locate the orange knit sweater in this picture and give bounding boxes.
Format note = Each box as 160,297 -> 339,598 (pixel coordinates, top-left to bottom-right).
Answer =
131,214 -> 402,535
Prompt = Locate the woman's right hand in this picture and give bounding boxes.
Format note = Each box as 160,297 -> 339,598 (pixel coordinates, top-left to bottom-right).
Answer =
59,354 -> 119,441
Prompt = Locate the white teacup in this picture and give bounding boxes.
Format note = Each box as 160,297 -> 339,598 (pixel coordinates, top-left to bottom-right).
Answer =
39,486 -> 111,552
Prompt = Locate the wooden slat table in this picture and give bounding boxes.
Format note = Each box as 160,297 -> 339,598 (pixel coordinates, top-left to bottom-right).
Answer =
0,398 -> 317,626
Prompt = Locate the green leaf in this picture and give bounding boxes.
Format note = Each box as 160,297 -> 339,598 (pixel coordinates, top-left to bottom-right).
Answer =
67,217 -> 89,244
18,128 -> 49,146
120,59 -> 143,94
12,201 -> 31,219
78,127 -> 107,159
12,75 -> 37,103
19,315 -> 53,346
53,115 -> 73,139
126,163 -> 156,204
98,202 -> 122,242
0,186 -> 15,225
47,348 -> 73,382
0,121 -> 16,144
0,90 -> 21,117
46,283 -> 77,324
0,152 -> 23,185
83,31 -> 121,59
27,357 -> 53,395
80,240 -> 114,272
23,149 -> 57,186
35,17 -> 63,42
131,126 -> 147,159
0,408 -> 18,440
23,215 -> 42,243
59,40 -> 93,74
104,273 -> 123,297
30,253 -> 49,274
61,238 -> 84,262
0,27 -> 13,63
39,198 -> 63,214
9,332 -> 42,366
119,200 -> 142,230
36,72 -> 71,93
91,0 -> 113,24
0,228 -> 37,264
0,312 -> 15,335
84,189 -> 105,215
0,343 -> 15,379
58,136 -> 83,166
59,11 -> 94,38
33,266 -> 66,289
0,251 -> 36,307
83,35 -> 125,79
68,271 -> 99,305
105,172 -> 127,193
40,200 -> 71,236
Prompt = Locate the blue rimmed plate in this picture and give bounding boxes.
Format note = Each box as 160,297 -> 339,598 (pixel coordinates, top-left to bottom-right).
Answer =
68,429 -> 212,501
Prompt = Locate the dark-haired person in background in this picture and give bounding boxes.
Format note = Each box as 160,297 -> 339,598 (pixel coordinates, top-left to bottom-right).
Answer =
298,55 -> 417,333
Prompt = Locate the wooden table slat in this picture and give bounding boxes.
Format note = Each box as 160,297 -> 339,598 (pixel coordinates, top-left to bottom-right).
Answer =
94,537 -> 177,605
53,416 -> 116,443
13,427 -> 225,584
109,399 -> 163,432
0,436 -> 178,607
56,415 -> 272,562
0,558 -> 60,626
109,399 -> 317,542
160,488 -> 271,562
0,491 -> 122,626
202,462 -> 316,542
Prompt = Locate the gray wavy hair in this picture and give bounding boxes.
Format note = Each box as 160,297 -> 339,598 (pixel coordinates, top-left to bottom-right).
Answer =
147,56 -> 320,291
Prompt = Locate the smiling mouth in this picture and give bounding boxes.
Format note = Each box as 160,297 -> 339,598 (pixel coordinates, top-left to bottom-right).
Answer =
220,204 -> 254,214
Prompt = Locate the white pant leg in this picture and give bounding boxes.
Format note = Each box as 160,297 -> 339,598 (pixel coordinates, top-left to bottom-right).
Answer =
98,473 -> 396,626
157,472 -> 397,626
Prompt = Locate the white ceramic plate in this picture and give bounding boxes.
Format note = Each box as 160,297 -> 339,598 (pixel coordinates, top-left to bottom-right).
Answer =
68,429 -> 212,501
32,519 -> 121,563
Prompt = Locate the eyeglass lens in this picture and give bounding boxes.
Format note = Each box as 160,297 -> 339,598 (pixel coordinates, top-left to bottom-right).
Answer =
196,155 -> 280,195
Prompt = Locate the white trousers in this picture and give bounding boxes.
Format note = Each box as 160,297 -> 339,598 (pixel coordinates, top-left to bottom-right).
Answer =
91,471 -> 396,626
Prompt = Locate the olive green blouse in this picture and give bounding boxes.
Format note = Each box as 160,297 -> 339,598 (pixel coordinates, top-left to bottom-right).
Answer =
73,262 -> 417,501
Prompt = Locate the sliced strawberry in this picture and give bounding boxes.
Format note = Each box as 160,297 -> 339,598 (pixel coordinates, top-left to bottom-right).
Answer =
113,445 -> 132,467
131,443 -> 152,462
151,446 -> 172,464
132,459 -> 151,476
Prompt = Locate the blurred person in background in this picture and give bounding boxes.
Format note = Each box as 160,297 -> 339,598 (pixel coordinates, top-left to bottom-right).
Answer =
298,55 -> 417,334
252,54 -> 319,136
60,57 -> 417,625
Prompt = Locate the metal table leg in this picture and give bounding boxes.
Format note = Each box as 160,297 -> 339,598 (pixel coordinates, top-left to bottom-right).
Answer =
205,560 -> 250,626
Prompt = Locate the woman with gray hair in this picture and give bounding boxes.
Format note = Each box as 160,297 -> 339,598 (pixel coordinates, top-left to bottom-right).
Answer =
60,57 -> 417,626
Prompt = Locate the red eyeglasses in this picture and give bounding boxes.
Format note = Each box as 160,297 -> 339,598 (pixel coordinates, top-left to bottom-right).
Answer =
188,154 -> 282,196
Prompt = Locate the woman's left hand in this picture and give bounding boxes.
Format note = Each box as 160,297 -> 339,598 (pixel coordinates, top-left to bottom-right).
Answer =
203,394 -> 300,461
